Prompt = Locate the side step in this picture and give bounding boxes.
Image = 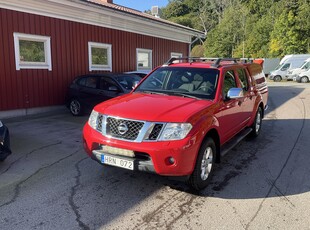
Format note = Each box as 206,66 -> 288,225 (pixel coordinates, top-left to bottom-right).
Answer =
220,127 -> 252,157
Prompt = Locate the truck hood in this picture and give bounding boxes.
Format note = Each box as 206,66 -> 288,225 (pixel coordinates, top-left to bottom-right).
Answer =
94,93 -> 214,122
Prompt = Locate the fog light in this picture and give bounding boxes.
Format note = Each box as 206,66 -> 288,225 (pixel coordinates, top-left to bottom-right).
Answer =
166,157 -> 175,165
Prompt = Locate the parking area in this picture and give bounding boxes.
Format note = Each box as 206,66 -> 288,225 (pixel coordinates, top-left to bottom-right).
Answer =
1,81 -> 310,230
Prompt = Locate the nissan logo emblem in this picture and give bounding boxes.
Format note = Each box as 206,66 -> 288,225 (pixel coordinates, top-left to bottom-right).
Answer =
118,123 -> 128,135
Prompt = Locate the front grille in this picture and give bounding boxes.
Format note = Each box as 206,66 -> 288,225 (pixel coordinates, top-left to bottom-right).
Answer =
106,117 -> 144,140
96,114 -> 164,142
96,114 -> 104,132
148,124 -> 163,140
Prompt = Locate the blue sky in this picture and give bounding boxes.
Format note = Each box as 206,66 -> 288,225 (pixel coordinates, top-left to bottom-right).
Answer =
113,0 -> 169,12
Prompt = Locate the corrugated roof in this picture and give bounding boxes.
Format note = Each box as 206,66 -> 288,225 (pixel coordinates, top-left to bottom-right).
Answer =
84,0 -> 204,35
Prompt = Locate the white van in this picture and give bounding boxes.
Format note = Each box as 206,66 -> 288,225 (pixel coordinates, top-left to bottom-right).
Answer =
287,57 -> 310,81
296,69 -> 310,83
269,54 -> 310,82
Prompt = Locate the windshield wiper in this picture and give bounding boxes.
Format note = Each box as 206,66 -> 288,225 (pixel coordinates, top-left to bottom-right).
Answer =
169,92 -> 201,100
139,90 -> 168,96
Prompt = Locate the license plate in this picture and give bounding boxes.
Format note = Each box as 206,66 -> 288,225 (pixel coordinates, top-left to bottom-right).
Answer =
101,154 -> 134,170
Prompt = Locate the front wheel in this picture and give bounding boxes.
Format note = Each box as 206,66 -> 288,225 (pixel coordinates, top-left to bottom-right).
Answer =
273,75 -> 282,82
188,137 -> 216,190
69,98 -> 83,116
249,107 -> 263,138
301,76 -> 309,83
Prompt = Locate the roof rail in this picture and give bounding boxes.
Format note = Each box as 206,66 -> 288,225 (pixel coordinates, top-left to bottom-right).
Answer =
162,57 -> 240,67
163,57 -> 194,66
211,58 -> 238,67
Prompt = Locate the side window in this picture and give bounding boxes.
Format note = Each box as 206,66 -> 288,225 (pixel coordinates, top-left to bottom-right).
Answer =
237,68 -> 249,91
303,62 -> 310,71
281,63 -> 290,71
100,77 -> 121,91
85,77 -> 98,89
223,70 -> 236,98
77,77 -> 87,86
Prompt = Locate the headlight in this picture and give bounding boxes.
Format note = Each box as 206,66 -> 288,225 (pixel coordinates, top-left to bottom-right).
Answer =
88,110 -> 99,129
0,121 -> 3,128
159,123 -> 192,141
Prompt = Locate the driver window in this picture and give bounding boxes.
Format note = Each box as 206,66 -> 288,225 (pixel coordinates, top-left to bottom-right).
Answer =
223,70 -> 236,98
85,77 -> 97,88
281,63 -> 290,71
100,77 -> 120,91
237,68 -> 249,91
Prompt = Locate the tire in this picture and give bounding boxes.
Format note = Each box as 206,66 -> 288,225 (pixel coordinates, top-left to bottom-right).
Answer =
273,75 -> 282,82
300,76 -> 309,83
188,137 -> 216,190
249,107 -> 263,138
69,98 -> 83,116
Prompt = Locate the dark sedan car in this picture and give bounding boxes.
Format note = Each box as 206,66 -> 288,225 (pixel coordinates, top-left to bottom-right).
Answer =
0,120 -> 11,162
66,73 -> 143,116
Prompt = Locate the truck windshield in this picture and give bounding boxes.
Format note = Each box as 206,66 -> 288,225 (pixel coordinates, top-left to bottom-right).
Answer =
134,67 -> 219,100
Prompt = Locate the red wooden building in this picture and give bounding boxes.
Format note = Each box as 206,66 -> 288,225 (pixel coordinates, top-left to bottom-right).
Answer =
0,0 -> 204,118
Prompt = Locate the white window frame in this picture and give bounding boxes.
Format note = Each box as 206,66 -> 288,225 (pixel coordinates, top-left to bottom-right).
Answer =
13,33 -> 52,71
171,52 -> 183,59
88,42 -> 112,72
136,48 -> 152,71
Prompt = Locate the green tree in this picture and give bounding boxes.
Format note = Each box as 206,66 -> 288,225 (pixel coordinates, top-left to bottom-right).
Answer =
159,0 -> 310,58
191,44 -> 205,57
204,2 -> 247,57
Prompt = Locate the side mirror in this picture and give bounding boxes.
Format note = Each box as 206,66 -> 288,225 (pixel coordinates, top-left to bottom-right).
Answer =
226,88 -> 244,99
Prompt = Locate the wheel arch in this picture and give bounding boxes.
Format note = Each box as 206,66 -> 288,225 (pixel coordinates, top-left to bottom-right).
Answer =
259,102 -> 265,119
203,128 -> 221,163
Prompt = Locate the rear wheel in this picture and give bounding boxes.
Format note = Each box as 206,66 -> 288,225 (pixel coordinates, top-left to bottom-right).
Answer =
301,76 -> 309,83
273,75 -> 282,82
250,107 -> 263,138
188,137 -> 216,190
69,98 -> 83,116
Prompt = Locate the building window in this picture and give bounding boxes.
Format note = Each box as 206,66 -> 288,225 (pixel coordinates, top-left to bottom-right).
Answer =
171,52 -> 183,63
88,42 -> 112,71
13,33 -> 52,71
137,48 -> 152,70
171,52 -> 182,58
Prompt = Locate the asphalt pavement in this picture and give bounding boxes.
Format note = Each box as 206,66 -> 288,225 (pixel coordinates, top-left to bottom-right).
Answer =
0,81 -> 310,230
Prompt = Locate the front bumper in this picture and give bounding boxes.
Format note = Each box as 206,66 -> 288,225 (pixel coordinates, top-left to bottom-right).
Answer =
92,149 -> 156,173
83,123 -> 201,176
286,74 -> 296,80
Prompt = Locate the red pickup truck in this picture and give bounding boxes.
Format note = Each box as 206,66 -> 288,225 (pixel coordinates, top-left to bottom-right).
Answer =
83,58 -> 268,190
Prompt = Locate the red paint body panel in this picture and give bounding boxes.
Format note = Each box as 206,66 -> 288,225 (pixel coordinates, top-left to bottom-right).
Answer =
83,123 -> 202,176
94,93 -> 214,122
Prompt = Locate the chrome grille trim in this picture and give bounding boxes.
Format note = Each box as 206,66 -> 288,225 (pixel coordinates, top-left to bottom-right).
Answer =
106,117 -> 144,140
97,115 -> 165,142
